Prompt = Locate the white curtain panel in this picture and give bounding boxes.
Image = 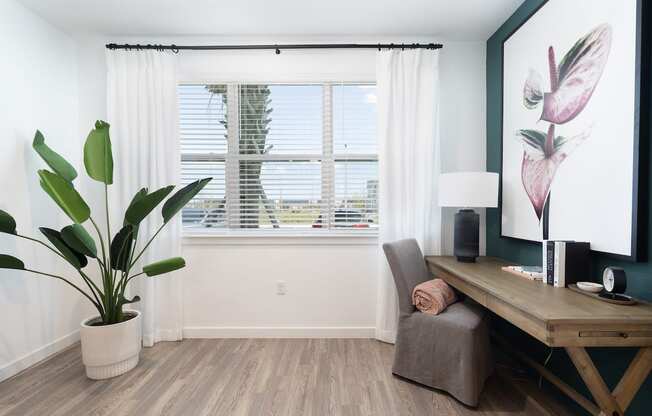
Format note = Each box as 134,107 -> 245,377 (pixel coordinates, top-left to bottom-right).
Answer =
375,49 -> 442,343
106,50 -> 182,347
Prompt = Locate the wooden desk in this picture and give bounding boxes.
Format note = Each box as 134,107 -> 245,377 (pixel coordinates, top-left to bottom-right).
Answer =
426,256 -> 652,416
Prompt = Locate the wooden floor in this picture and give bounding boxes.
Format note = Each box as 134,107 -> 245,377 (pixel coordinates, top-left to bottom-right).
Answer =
0,339 -> 569,416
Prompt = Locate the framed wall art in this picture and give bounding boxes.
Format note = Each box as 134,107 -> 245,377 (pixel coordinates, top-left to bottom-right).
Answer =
500,0 -> 646,259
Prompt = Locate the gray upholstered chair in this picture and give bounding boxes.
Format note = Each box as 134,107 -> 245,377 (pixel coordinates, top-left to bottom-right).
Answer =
382,238 -> 493,407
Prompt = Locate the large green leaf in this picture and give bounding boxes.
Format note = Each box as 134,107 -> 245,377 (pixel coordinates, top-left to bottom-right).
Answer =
61,224 -> 97,258
0,210 -> 17,235
40,227 -> 88,269
83,120 -> 113,184
125,185 -> 174,226
110,225 -> 134,272
162,178 -> 212,223
0,254 -> 25,270
38,170 -> 90,224
32,130 -> 77,183
143,257 -> 186,277
123,188 -> 148,225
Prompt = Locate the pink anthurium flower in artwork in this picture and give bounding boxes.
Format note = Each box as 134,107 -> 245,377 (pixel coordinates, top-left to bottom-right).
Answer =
519,124 -> 589,220
523,24 -> 612,124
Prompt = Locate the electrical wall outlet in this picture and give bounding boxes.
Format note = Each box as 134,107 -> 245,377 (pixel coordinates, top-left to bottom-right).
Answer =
276,280 -> 287,295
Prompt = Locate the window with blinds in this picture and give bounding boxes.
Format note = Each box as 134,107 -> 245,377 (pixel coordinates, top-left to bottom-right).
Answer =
179,83 -> 378,233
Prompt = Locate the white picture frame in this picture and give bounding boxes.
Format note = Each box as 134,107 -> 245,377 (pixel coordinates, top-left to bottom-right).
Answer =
500,0 -> 644,260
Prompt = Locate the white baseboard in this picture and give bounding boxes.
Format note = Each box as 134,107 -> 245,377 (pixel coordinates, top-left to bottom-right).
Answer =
183,326 -> 375,339
143,329 -> 183,347
0,330 -> 80,382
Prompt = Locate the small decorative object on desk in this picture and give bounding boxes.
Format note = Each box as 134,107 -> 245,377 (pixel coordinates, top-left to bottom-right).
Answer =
576,282 -> 603,293
599,266 -> 632,302
569,267 -> 636,305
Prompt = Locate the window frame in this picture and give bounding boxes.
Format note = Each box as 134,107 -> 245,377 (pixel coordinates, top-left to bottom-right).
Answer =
180,81 -> 379,238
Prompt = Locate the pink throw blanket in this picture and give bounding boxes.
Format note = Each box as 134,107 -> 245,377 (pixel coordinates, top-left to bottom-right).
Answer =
412,279 -> 457,315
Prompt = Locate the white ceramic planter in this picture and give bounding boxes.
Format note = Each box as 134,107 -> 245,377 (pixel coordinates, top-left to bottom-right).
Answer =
80,309 -> 142,380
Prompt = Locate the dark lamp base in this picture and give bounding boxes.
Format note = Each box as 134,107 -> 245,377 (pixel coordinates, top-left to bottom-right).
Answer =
454,209 -> 480,263
456,256 -> 476,263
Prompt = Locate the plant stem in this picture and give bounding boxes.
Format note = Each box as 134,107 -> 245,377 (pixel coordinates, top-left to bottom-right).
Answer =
548,46 -> 558,92
79,270 -> 105,313
114,271 -> 126,300
542,193 -> 550,240
17,234 -> 104,318
90,217 -> 112,321
90,217 -> 108,273
17,234 -> 67,262
119,233 -> 139,298
96,257 -> 106,271
24,268 -> 100,310
129,223 -> 165,269
125,271 -> 145,284
104,184 -> 116,286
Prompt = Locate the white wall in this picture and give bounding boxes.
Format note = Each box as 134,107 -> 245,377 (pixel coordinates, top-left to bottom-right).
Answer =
0,0 -> 91,380
72,36 -> 487,337
181,237 -> 379,337
439,42 -> 488,256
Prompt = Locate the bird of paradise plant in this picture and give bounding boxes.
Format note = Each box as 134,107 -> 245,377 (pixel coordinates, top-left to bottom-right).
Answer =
517,24 -> 612,239
0,121 -> 211,325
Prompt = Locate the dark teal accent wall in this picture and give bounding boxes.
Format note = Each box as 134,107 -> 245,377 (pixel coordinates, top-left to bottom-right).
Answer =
486,1 -> 651,415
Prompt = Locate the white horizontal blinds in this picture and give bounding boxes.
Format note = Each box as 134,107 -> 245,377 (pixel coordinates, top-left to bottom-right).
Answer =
240,85 -> 323,155
179,84 -> 227,228
178,82 -> 378,232
332,84 -> 378,229
231,84 -> 326,229
334,161 -> 378,228
181,160 -> 226,227
234,161 -> 323,228
179,84 -> 227,154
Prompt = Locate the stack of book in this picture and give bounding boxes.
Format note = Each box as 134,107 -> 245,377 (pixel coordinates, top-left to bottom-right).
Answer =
542,240 -> 590,287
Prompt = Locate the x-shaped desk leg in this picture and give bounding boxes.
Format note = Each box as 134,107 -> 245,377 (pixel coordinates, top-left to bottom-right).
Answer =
566,347 -> 652,416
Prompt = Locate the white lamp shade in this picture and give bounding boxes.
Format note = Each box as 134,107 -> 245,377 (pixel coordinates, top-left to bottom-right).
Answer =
438,172 -> 499,208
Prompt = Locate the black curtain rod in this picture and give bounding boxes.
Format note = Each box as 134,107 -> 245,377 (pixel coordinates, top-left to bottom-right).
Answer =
105,42 -> 442,54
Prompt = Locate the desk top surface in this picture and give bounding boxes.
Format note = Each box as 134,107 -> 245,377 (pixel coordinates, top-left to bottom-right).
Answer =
425,256 -> 652,325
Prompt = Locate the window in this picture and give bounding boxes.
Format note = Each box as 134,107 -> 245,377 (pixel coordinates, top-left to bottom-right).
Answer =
179,83 -> 378,233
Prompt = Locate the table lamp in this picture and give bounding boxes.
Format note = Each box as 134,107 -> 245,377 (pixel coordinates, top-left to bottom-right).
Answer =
439,172 -> 499,262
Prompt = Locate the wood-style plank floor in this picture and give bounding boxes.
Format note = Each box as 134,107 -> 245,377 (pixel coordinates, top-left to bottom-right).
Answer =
0,339 -> 567,416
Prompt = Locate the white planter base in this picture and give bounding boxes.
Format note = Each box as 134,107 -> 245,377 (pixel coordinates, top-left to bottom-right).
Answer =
85,354 -> 139,380
80,309 -> 142,380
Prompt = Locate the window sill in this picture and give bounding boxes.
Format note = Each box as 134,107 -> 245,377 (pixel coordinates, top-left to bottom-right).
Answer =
182,230 -> 379,246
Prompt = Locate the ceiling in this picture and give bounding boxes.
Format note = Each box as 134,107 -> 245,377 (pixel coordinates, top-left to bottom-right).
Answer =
18,0 -> 523,41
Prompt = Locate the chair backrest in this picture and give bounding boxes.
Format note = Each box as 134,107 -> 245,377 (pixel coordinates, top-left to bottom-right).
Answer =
382,238 -> 431,316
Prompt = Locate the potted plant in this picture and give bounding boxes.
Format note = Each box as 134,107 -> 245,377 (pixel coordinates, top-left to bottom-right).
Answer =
0,121 -> 211,379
